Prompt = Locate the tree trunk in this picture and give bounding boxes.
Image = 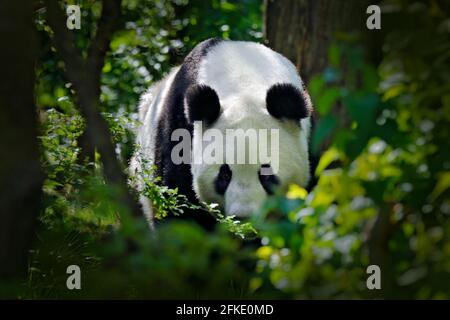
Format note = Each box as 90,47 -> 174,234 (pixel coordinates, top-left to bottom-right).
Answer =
264,0 -> 371,83
0,0 -> 42,279
44,0 -> 143,219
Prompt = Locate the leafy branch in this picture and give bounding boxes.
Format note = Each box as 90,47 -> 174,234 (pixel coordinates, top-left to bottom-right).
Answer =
44,0 -> 142,218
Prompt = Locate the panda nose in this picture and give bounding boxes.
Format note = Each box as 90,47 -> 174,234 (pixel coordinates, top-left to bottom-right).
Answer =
236,181 -> 251,188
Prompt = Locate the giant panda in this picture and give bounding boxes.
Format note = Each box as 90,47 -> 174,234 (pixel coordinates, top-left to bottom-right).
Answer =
130,38 -> 316,228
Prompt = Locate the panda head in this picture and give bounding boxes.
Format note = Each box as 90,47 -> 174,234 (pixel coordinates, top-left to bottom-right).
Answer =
185,82 -> 312,217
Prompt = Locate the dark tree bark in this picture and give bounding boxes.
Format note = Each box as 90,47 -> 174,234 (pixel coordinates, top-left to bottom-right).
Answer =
0,0 -> 42,278
44,0 -> 142,218
264,0 -> 371,83
264,0 -> 377,151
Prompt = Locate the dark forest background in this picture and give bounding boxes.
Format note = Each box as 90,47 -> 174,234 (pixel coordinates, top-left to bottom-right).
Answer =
0,0 -> 449,299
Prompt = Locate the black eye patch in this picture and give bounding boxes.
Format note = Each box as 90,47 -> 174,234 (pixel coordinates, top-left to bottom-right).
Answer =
214,164 -> 232,195
258,164 -> 280,195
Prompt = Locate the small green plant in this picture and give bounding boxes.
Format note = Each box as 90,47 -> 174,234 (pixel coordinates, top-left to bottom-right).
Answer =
130,152 -> 258,239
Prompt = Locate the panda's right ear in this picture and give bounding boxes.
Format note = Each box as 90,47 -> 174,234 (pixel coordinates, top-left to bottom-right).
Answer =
184,84 -> 221,125
266,83 -> 311,122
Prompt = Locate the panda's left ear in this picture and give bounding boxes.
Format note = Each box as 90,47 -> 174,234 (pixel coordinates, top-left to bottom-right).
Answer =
185,84 -> 221,125
266,83 -> 311,122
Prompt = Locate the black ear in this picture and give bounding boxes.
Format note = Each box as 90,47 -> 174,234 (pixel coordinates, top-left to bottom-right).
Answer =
266,83 -> 310,122
185,84 -> 221,125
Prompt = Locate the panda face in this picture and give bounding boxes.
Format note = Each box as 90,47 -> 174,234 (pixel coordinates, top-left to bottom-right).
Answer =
212,163 -> 281,216
187,83 -> 312,217
215,164 -> 280,197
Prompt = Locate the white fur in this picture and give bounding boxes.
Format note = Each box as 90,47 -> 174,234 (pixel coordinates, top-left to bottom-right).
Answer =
192,41 -> 312,217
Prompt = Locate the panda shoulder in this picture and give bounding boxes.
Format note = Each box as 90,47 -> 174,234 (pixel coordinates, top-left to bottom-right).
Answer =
137,66 -> 181,122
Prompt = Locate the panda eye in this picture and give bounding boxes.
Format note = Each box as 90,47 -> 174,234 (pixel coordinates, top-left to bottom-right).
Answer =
214,164 -> 232,195
258,164 -> 280,195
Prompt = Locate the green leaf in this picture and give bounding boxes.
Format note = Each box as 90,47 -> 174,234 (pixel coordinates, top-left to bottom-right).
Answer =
312,115 -> 338,153
315,147 -> 340,175
430,172 -> 450,200
328,44 -> 340,67
316,88 -> 340,116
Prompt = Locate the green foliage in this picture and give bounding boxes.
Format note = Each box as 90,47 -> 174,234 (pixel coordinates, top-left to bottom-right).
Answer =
130,154 -> 258,238
16,0 -> 449,300
35,0 -> 262,163
251,1 -> 450,298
